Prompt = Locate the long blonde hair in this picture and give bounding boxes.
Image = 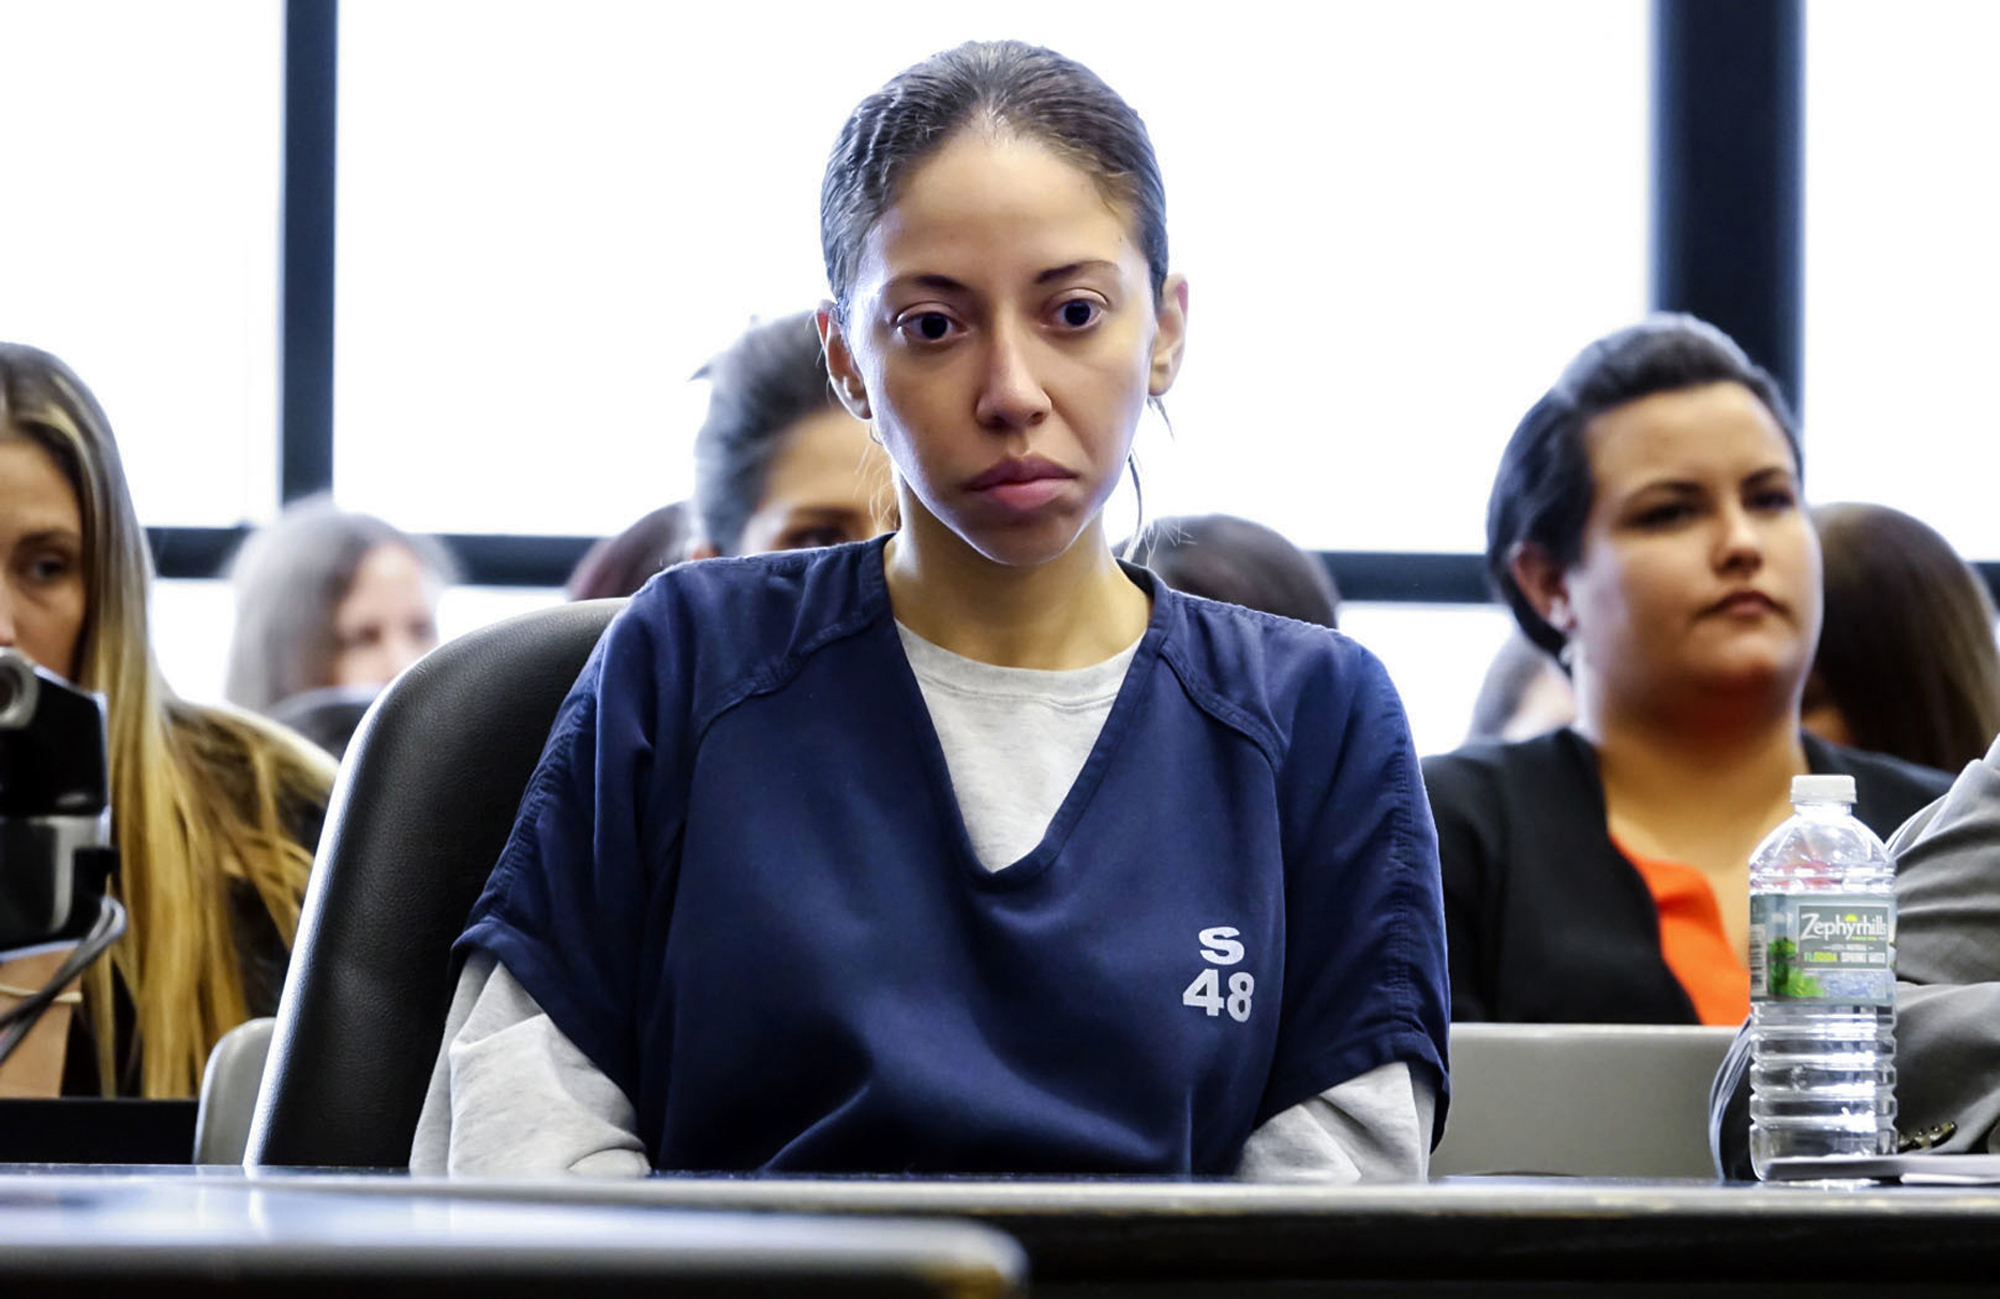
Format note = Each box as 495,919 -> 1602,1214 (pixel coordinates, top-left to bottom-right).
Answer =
0,343 -> 333,1097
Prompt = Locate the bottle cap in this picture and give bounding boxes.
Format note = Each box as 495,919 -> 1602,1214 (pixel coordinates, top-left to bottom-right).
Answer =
1791,773 -> 1856,805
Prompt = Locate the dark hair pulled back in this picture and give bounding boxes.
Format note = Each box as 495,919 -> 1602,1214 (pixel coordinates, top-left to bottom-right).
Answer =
820,40 -> 1169,319
1134,514 -> 1340,629
1487,313 -> 1803,657
691,312 -> 840,556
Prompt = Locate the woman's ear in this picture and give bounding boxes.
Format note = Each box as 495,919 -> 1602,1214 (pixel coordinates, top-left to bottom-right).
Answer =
1509,541 -> 1575,637
816,304 -> 873,421
1148,275 -> 1189,397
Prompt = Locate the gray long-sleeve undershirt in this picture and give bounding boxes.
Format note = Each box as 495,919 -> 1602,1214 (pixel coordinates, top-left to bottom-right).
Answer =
410,953 -> 1433,1180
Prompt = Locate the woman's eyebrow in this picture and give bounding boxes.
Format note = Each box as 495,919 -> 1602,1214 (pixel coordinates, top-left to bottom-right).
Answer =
883,273 -> 974,296
14,526 -> 82,546
882,261 -> 1121,296
1034,259 -> 1119,284
1626,478 -> 1705,498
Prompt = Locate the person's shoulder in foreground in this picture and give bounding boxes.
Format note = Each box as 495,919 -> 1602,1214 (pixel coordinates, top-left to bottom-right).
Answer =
443,538 -> 889,1110
619,534 -> 888,668
1148,573 -> 1409,758
530,537 -> 888,784
1800,731 -> 1954,837
1151,577 -> 1452,1114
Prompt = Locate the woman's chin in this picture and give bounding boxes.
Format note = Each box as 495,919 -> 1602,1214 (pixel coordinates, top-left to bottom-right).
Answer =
1689,654 -> 1807,703
946,514 -> 1095,570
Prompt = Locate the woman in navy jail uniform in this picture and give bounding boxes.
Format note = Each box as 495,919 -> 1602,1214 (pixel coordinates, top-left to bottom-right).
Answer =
412,40 -> 1449,1179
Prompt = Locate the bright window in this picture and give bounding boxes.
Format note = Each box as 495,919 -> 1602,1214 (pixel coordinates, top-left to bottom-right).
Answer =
1804,0 -> 2000,558
156,579 -> 561,711
334,1 -> 1648,552
0,1 -> 281,527
1341,602 -> 1527,756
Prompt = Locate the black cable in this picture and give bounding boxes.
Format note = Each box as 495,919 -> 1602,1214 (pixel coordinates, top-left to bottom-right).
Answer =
0,896 -> 129,1067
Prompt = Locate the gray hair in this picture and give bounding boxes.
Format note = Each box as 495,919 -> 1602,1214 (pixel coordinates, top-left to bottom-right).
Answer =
222,495 -> 458,713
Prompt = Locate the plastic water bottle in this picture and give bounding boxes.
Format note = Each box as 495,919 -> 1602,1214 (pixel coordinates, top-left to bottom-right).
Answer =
1747,774 -> 1897,1180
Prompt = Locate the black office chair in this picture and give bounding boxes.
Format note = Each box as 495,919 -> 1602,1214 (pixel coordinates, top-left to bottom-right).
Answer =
267,684 -> 380,760
244,599 -> 623,1168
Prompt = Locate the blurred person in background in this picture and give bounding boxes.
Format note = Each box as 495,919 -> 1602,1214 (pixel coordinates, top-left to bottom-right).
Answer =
565,312 -> 896,603
1129,514 -> 1340,628
687,311 -> 895,559
0,343 -> 333,1098
1803,501 -> 2000,774
224,495 -> 458,757
1424,316 -> 1950,1028
565,502 -> 692,601
1464,629 -> 1575,744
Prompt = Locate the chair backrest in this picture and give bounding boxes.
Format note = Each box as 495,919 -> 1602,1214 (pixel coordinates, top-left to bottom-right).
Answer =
193,1016 -> 274,1164
243,599 -> 622,1168
1429,1022 -> 1736,1179
266,684 -> 379,760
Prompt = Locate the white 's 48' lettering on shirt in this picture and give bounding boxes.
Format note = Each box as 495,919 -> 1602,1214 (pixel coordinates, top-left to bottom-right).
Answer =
1182,925 -> 1255,1021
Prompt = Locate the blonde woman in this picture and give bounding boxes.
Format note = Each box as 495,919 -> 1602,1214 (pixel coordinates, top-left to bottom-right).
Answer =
0,343 -> 333,1098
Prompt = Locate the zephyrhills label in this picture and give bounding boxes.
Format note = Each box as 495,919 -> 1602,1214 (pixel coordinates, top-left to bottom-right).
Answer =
1749,893 -> 1895,1007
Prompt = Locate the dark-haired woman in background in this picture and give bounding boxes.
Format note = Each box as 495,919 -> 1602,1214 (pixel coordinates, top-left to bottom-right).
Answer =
686,311 -> 896,559
1133,514 -> 1340,628
1803,501 -> 2000,775
564,315 -> 898,601
565,503 -> 691,602
1425,315 -> 1951,1027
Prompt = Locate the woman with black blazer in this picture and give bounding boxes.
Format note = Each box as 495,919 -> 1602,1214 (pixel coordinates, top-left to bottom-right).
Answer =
1426,316 -> 1950,1026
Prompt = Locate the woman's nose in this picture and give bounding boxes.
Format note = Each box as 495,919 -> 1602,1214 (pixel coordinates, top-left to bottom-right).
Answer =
973,321 -> 1052,431
1715,503 -> 1765,571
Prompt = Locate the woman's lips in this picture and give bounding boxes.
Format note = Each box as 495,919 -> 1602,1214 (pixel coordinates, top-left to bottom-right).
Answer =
978,478 -> 1071,511
1706,590 -> 1782,618
966,456 -> 1074,512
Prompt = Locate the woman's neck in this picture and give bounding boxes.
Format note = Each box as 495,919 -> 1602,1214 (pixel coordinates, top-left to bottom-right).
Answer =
1576,677 -> 1809,827
883,509 -> 1149,670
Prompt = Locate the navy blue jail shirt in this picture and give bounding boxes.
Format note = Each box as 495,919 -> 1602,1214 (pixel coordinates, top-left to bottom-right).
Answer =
457,537 -> 1450,1175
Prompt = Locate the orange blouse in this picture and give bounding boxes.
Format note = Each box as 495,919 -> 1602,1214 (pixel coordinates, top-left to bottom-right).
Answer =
1614,837 -> 1750,1026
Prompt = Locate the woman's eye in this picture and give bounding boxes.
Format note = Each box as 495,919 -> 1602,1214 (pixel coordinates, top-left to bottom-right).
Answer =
779,526 -> 849,551
1635,502 -> 1694,528
1055,299 -> 1101,329
24,552 -> 74,584
897,311 -> 957,343
1749,487 -> 1796,512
